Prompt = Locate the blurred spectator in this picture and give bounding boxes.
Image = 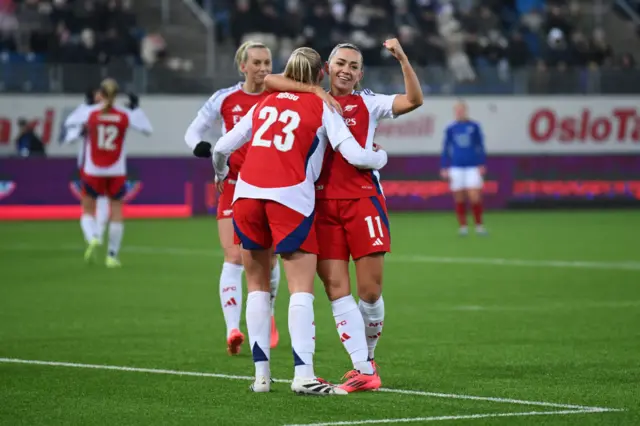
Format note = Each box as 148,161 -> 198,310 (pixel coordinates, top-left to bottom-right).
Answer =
15,118 -> 45,157
590,27 -> 613,67
618,52 -> 636,69
4,0 -> 142,65
505,31 -> 530,69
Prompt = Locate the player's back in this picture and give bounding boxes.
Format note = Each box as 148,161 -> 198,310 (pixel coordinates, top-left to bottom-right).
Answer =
86,106 -> 130,168
240,92 -> 325,189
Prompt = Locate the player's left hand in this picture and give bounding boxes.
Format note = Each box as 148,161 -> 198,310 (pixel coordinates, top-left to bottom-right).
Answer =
383,38 -> 407,62
479,165 -> 487,176
314,87 -> 342,115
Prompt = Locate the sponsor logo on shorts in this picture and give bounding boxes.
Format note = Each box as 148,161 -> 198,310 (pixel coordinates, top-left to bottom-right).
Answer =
222,209 -> 233,216
372,238 -> 384,247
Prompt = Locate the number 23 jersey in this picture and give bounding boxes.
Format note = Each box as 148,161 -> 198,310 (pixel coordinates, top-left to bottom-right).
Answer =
215,93 -> 354,216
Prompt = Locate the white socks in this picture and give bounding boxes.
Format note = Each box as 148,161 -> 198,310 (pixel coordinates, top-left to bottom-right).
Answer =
332,295 -> 373,374
96,196 -> 110,242
80,214 -> 98,243
107,222 -> 124,258
359,296 -> 385,361
269,260 -> 280,315
246,291 -> 271,379
220,262 -> 244,338
289,292 -> 316,379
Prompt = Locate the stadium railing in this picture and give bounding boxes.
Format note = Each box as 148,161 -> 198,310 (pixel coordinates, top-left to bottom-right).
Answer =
1,63 -> 640,95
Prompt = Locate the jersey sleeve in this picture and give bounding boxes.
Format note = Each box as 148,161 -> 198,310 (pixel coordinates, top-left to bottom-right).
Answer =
62,125 -> 84,145
321,104 -> 388,170
127,108 -> 153,135
212,105 -> 255,177
184,92 -> 225,150
361,89 -> 397,120
64,105 -> 91,127
321,103 -> 356,149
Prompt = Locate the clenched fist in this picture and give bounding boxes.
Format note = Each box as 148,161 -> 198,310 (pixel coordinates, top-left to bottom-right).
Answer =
383,38 -> 407,62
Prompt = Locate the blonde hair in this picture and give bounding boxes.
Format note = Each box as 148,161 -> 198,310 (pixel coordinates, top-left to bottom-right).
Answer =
99,78 -> 119,112
283,47 -> 323,85
328,43 -> 363,90
234,40 -> 269,75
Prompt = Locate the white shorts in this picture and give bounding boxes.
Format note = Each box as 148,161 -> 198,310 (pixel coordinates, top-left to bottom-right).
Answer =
449,167 -> 483,191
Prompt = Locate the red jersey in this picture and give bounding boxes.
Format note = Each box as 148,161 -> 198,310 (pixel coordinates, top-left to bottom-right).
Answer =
64,104 -> 153,176
315,89 -> 397,199
212,92 -> 364,216
197,83 -> 270,180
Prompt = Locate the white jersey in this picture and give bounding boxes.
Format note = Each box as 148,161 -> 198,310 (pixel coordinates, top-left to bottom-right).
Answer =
65,104 -> 153,176
63,103 -> 95,168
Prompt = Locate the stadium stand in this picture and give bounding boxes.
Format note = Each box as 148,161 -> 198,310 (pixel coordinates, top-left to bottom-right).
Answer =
1,0 -> 640,93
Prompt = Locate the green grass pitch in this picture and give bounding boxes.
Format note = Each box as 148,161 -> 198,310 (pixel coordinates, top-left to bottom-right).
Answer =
1,211 -> 639,425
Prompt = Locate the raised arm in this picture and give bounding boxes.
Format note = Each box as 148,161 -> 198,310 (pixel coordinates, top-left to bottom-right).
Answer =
127,108 -> 153,135
383,38 -> 423,116
212,106 -> 255,180
64,105 -> 91,128
322,104 -> 387,170
62,125 -> 84,145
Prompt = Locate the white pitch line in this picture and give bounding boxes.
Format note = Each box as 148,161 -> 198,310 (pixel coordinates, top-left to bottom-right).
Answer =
0,357 -> 623,413
2,244 -> 640,271
282,409 -> 618,426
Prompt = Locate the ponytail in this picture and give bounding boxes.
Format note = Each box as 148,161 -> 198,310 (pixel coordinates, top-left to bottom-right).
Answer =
99,78 -> 119,112
283,47 -> 323,85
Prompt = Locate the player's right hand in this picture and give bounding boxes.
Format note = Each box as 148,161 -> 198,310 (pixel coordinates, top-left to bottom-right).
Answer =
215,176 -> 225,193
314,87 -> 342,115
440,169 -> 449,180
193,141 -> 212,158
127,93 -> 139,110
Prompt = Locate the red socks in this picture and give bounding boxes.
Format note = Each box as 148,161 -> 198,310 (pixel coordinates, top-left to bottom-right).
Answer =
455,202 -> 467,226
472,202 -> 483,225
456,202 -> 483,226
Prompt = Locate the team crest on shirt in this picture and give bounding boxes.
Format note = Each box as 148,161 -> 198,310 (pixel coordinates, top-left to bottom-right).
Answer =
0,176 -> 16,201
344,104 -> 358,112
69,167 -> 143,202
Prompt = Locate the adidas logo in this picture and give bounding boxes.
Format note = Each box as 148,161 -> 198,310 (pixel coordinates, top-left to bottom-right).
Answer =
224,297 -> 237,307
344,104 -> 358,112
340,333 -> 351,343
232,105 -> 242,113
372,238 -> 383,247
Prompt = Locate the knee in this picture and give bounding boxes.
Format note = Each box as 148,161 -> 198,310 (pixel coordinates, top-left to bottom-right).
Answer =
357,279 -> 382,304
321,276 -> 351,302
223,246 -> 242,265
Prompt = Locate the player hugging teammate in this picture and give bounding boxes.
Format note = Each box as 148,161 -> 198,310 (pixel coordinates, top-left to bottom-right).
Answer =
187,39 -> 423,395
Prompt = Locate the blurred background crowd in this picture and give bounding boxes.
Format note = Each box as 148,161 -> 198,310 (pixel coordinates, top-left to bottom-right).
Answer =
1,0 -> 639,93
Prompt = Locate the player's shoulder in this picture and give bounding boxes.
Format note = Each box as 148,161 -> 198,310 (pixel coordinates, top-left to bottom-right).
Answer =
207,82 -> 243,104
353,88 -> 378,97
